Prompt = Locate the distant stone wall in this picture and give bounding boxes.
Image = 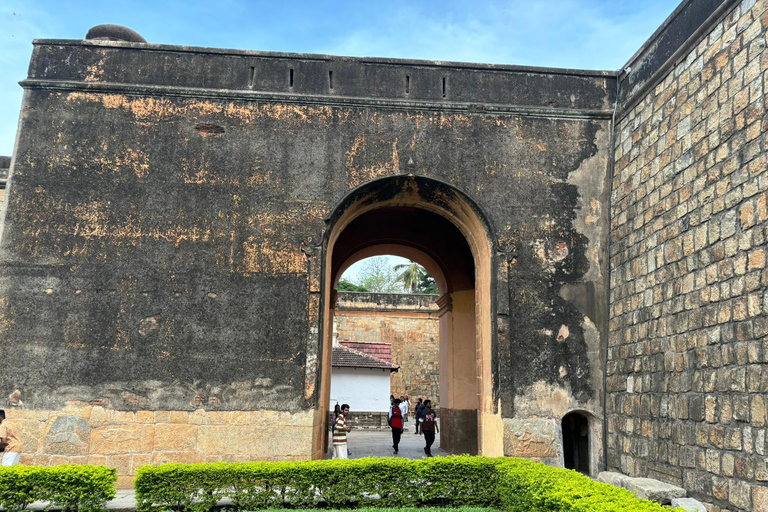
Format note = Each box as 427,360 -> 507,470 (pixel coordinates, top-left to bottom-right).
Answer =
609,1 -> 768,510
335,292 -> 440,403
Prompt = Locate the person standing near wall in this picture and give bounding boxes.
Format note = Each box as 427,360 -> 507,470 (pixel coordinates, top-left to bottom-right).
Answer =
399,395 -> 410,423
421,400 -> 438,457
0,409 -> 23,466
332,404 -> 351,460
388,398 -> 404,454
414,398 -> 425,434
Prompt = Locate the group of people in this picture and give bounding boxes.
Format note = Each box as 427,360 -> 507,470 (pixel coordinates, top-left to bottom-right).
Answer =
388,395 -> 439,457
330,395 -> 439,459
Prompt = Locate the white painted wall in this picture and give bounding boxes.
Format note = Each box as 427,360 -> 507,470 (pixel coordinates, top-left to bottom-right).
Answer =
330,367 -> 392,412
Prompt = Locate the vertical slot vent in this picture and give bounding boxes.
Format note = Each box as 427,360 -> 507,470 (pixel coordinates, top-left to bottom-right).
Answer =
442,77 -> 446,98
290,69 -> 294,88
248,66 -> 255,88
406,75 -> 410,94
329,71 -> 334,90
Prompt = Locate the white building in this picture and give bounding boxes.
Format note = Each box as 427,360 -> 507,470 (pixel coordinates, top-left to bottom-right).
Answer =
330,344 -> 399,412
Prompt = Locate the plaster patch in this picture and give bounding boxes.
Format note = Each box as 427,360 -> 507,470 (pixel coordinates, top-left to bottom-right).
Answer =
516,380 -> 571,417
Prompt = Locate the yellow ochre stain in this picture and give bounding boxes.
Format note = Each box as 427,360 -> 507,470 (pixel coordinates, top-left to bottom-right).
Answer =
66,92 -> 337,125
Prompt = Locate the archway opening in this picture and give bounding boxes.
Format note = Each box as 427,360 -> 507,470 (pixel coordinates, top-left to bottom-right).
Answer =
562,412 -> 590,474
313,176 -> 503,459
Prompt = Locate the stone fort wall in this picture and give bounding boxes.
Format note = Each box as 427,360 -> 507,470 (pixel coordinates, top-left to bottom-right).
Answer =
0,30 -> 614,481
9,405 -> 313,489
608,0 -> 768,510
335,292 -> 440,404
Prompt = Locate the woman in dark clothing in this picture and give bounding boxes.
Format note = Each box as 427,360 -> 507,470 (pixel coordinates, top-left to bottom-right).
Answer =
388,398 -> 404,454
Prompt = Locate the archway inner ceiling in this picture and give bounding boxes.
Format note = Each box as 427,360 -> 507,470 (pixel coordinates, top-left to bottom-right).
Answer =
331,207 -> 475,292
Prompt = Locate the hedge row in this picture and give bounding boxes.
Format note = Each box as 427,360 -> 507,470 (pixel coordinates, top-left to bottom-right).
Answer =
135,456 -> 683,512
500,459 -> 683,512
0,465 -> 117,512
135,457 -> 501,511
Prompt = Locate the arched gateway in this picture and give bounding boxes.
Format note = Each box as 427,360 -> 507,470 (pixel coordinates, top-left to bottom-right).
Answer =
314,176 -> 503,457
0,30 -> 611,485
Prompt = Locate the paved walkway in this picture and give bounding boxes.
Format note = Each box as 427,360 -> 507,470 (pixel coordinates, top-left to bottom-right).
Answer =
25,431 -> 446,511
325,429 -> 447,459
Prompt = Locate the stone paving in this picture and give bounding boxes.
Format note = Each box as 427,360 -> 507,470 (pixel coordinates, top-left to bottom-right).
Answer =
324,428 -> 448,459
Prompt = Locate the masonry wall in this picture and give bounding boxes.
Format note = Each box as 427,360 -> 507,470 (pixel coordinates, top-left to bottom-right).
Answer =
0,31 -> 613,480
6,406 -> 313,488
608,0 -> 768,510
335,292 -> 440,401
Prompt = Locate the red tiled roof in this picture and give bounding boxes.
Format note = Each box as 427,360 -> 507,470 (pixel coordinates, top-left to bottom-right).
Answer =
332,345 -> 399,371
339,341 -> 392,363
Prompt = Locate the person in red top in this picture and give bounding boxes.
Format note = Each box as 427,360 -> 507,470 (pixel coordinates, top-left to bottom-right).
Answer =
421,400 -> 439,457
332,404 -> 351,459
388,398 -> 404,454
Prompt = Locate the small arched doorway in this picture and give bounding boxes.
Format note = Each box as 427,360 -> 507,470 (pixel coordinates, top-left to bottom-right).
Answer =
312,176 -> 503,458
562,411 -> 590,474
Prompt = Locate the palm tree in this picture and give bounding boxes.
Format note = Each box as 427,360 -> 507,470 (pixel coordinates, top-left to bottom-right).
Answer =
394,262 -> 426,293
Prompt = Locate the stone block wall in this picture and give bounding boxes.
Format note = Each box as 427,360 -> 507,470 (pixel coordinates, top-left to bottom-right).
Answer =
331,411 -> 390,430
609,1 -> 768,510
335,292 -> 440,402
3,405 -> 314,488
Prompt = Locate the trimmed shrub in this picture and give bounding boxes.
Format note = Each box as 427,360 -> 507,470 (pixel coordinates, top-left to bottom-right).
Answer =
499,458 -> 681,512
135,456 -> 684,512
134,456 -> 502,511
0,465 -> 117,512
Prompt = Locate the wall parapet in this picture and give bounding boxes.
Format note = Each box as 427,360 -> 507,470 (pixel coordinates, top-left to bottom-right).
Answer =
617,0 -> 738,116
24,39 -> 617,113
336,292 -> 439,312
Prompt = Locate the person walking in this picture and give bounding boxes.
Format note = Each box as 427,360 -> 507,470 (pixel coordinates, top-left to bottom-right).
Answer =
0,409 -> 23,466
332,404 -> 351,460
388,398 -> 404,454
421,400 -> 438,457
414,398 -> 425,434
399,395 -> 410,423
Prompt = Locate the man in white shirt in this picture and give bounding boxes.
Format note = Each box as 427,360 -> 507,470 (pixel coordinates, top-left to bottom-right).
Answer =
399,395 -> 411,422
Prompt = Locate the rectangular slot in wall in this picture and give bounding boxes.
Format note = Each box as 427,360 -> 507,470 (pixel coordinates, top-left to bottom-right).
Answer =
249,66 -> 255,88
442,77 -> 446,98
290,69 -> 294,88
329,70 -> 334,90
406,75 -> 410,94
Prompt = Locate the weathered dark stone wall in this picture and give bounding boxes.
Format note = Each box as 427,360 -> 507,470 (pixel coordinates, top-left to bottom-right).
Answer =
0,34 -> 614,471
609,0 -> 768,510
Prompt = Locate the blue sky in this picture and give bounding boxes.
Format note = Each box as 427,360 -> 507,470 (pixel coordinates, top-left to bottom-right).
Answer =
0,0 -> 682,156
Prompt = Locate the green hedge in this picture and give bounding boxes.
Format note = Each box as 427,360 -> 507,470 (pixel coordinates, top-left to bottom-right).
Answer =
500,459 -> 683,512
0,465 -> 117,512
135,456 -> 683,512
135,456 -> 501,511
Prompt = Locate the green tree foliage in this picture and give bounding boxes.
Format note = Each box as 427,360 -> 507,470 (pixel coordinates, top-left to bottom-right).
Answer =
355,257 -> 402,293
336,279 -> 369,292
418,272 -> 439,294
342,257 -> 439,294
394,262 -> 439,294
